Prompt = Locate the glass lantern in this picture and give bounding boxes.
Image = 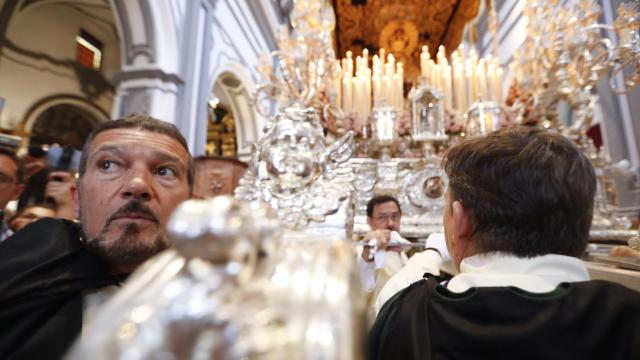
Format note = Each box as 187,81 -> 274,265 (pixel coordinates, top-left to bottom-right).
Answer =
408,81 -> 447,159
465,101 -> 505,138
371,106 -> 397,161
409,81 -> 446,142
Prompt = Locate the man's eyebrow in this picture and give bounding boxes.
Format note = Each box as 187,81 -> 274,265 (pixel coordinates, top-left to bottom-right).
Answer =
150,152 -> 186,170
92,145 -> 125,158
92,144 -> 186,170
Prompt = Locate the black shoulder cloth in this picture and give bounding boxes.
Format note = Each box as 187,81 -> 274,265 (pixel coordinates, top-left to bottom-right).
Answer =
368,274 -> 640,360
0,218 -> 124,360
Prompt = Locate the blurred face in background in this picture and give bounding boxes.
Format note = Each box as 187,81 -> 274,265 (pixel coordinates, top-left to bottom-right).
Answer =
10,205 -> 56,231
368,201 -> 401,231
0,154 -> 23,210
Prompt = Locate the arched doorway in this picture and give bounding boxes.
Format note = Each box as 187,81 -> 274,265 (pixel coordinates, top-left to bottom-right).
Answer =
210,69 -> 263,161
205,101 -> 237,157
30,104 -> 101,149
0,0 -> 120,131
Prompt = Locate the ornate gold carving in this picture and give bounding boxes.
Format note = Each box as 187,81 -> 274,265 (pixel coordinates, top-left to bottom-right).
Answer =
206,104 -> 237,157
334,0 -> 480,81
206,170 -> 227,195
379,20 -> 419,69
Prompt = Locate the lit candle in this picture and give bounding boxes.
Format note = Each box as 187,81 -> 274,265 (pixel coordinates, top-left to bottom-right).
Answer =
365,66 -> 372,118
437,45 -> 446,66
495,66 -> 504,104
486,60 -> 495,102
373,56 -> 382,107
428,59 -> 436,87
465,61 -> 475,105
360,75 -> 366,118
443,64 -> 452,111
342,76 -> 352,114
385,54 -> 395,106
458,43 -> 466,62
346,50 -> 354,77
455,66 -> 466,112
387,53 -> 395,73
420,45 -> 429,78
352,76 -> 361,116
477,58 -> 487,101
333,61 -> 342,109
433,64 -> 441,93
395,62 -> 404,109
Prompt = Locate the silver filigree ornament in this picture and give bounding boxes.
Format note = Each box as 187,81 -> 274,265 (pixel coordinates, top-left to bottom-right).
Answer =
235,0 -> 356,231
69,196 -> 366,359
67,197 -> 296,360
236,104 -> 354,230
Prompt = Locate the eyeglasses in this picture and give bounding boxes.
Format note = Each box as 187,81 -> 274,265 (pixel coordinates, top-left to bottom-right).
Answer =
372,212 -> 401,222
0,172 -> 16,185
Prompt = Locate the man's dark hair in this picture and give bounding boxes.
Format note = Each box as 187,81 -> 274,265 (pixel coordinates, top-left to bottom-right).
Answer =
443,127 -> 596,258
0,147 -> 23,184
366,195 -> 402,218
78,114 -> 194,191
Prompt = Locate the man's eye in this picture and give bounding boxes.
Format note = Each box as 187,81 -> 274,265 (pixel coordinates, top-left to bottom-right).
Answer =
99,161 -> 120,172
156,167 -> 176,177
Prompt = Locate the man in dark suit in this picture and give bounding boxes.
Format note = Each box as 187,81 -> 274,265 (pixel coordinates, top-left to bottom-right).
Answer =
0,115 -> 194,359
370,127 -> 640,360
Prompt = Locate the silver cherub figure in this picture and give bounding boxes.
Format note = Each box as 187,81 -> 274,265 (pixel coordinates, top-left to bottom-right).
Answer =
236,104 -> 355,231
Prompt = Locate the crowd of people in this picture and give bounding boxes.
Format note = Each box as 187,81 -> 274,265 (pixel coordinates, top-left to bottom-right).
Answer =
0,116 -> 638,359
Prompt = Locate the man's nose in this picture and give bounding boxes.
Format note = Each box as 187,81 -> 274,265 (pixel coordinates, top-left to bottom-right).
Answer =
122,169 -> 152,201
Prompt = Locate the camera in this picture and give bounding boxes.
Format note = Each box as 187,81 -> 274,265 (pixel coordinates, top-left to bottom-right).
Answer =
0,134 -> 82,173
29,144 -> 82,173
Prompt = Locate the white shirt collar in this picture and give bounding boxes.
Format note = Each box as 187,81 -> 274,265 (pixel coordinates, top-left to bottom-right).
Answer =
446,252 -> 590,293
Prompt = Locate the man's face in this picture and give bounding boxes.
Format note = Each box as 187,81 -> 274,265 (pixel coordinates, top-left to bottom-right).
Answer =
368,201 -> 401,231
77,129 -> 190,267
0,154 -> 22,210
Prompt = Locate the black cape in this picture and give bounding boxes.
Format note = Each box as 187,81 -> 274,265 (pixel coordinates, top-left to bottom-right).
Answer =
0,218 -> 124,360
369,274 -> 640,360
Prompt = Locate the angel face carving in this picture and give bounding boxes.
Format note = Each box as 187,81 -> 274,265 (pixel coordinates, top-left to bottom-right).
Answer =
423,176 -> 444,199
260,109 -> 326,197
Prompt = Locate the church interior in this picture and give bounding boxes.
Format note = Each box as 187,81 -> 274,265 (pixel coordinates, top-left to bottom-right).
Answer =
0,0 -> 639,358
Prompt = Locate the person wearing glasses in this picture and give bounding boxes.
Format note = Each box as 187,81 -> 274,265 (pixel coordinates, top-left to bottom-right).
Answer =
0,147 -> 24,243
358,195 -> 447,322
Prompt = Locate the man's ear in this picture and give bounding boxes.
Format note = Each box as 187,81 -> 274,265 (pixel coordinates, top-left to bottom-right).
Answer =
452,201 -> 472,238
451,200 -> 473,261
73,182 -> 80,219
367,217 -> 373,229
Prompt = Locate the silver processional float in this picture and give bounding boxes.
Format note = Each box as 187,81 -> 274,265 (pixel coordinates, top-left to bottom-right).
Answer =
68,1 -> 366,359
68,1 -> 640,358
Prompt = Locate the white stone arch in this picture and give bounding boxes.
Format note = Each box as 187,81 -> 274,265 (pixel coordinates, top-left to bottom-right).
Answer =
22,95 -> 108,134
109,0 -> 182,123
210,61 -> 265,161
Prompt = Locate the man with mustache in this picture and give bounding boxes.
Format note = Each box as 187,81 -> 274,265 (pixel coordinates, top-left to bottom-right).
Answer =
0,115 -> 193,359
359,195 -> 447,324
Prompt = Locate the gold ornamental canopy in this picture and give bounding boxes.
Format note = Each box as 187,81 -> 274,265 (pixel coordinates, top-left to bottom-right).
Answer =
333,0 -> 481,80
